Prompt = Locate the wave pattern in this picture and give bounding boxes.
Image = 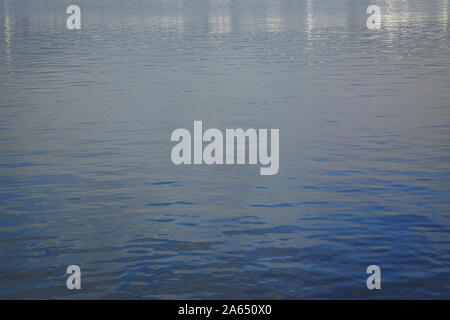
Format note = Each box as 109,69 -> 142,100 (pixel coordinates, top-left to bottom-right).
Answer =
0,0 -> 449,299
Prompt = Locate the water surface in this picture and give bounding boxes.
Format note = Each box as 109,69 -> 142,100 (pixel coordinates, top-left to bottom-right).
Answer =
0,0 -> 449,299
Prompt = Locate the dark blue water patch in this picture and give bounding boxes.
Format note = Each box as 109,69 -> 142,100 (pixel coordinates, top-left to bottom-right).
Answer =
0,192 -> 21,203
223,225 -> 303,236
66,196 -> 83,201
145,201 -> 195,207
164,212 -> 200,219
90,253 -> 175,266
251,202 -> 299,208
114,196 -> 135,200
143,181 -> 179,186
322,170 -> 363,176
212,216 -> 264,225
0,174 -> 92,188
7,199 -> 48,213
305,157 -> 329,162
251,201 -> 329,208
177,222 -> 198,227
0,162 -> 42,168
281,185 -> 321,190
126,237 -> 223,251
145,218 -> 176,223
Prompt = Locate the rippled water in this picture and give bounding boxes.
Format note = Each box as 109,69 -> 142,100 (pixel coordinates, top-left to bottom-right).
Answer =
0,0 -> 449,299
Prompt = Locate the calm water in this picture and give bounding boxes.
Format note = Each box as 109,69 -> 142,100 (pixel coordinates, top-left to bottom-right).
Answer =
0,0 -> 449,299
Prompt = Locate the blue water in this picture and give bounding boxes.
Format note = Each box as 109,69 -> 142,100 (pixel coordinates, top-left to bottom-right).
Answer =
0,0 -> 449,299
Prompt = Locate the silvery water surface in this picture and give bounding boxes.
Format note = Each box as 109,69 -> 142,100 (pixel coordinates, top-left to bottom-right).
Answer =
0,0 -> 449,299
